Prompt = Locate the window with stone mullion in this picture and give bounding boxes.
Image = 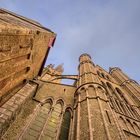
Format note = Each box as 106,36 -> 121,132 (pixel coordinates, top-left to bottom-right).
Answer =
40,103 -> 63,139
59,110 -> 71,140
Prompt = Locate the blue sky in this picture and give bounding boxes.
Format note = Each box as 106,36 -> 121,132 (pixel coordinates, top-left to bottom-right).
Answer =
0,0 -> 140,83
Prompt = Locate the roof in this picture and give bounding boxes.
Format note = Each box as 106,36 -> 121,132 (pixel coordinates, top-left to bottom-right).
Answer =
0,8 -> 54,33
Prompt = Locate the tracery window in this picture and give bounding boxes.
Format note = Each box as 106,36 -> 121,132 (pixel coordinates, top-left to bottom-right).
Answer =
41,101 -> 63,139
59,109 -> 71,140
19,99 -> 66,140
106,82 -> 117,98
21,100 -> 52,140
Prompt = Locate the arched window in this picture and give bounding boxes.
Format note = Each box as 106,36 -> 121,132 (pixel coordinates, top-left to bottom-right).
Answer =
59,109 -> 71,140
106,82 -> 117,98
115,99 -> 123,113
106,82 -> 114,93
21,100 -> 52,139
101,81 -> 108,94
101,73 -> 105,78
97,71 -> 101,76
115,88 -> 128,103
130,107 -> 140,120
42,101 -> 63,139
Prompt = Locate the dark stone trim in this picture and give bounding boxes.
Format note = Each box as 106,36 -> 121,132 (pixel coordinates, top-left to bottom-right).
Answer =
79,72 -> 96,77
78,60 -> 94,70
74,96 -> 108,110
74,82 -> 107,95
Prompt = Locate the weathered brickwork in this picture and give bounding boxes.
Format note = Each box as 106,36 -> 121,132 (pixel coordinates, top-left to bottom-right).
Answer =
0,9 -> 56,105
0,83 -> 37,137
74,54 -> 140,140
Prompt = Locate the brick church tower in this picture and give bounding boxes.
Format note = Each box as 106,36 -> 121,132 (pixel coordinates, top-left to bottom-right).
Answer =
73,54 -> 140,140
0,9 -> 140,140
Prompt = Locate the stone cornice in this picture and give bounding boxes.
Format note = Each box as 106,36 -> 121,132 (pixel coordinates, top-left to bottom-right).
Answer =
109,67 -> 121,74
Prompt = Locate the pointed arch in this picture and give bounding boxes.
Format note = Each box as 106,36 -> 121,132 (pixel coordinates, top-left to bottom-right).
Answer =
106,82 -> 114,92
42,99 -> 64,139
101,73 -> 106,78
56,98 -> 65,107
97,71 -> 102,77
59,107 -> 72,140
20,99 -> 52,139
115,88 -> 128,103
64,106 -> 73,114
41,97 -> 54,106
106,82 -> 119,99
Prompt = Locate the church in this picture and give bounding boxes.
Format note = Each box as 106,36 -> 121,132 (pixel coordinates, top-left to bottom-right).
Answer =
0,9 -> 140,140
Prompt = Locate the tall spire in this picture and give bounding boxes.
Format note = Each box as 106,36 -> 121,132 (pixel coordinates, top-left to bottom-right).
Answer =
55,63 -> 64,73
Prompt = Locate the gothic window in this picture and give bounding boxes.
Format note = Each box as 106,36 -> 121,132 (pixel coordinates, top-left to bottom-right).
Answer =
106,82 -> 113,92
106,82 -> 117,98
115,88 -> 128,103
115,100 -> 123,113
130,107 -> 140,120
21,99 -> 52,140
59,109 -> 71,140
101,81 -> 109,96
101,73 -> 105,78
41,101 -> 63,139
97,71 -> 101,77
120,102 -> 128,115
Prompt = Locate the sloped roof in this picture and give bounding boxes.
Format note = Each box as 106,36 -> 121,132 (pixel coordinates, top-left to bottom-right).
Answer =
0,8 -> 54,33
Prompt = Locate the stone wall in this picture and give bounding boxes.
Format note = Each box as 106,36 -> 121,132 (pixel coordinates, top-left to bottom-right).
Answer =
0,83 -> 37,138
0,9 -> 56,105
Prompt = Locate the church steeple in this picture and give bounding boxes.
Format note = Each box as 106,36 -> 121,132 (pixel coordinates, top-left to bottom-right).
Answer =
55,63 -> 64,74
